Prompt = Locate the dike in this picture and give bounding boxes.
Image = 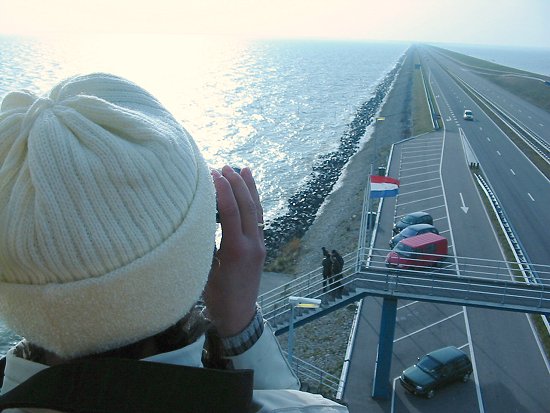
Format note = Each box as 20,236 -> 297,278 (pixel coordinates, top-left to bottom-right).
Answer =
273,45 -> 417,391
263,49 -> 410,260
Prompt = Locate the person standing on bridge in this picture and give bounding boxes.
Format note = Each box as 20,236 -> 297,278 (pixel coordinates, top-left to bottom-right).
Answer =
321,247 -> 333,293
331,249 -> 345,297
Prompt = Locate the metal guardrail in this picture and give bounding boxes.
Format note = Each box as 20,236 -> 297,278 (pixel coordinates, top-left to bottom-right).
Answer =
359,249 -> 549,312
420,67 -> 439,130
475,174 -> 539,283
259,254 -> 358,397
260,252 -> 358,323
260,249 -> 550,331
287,354 -> 341,394
475,173 -> 550,331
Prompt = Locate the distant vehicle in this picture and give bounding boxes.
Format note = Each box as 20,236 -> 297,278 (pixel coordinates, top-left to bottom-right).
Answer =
463,109 -> 474,120
400,346 -> 473,399
385,232 -> 447,269
389,223 -> 439,248
393,211 -> 433,234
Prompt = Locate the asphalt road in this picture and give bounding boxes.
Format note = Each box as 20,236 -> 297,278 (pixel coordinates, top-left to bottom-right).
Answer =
426,47 -> 550,146
343,46 -> 549,413
421,45 -> 550,267
425,47 -> 550,411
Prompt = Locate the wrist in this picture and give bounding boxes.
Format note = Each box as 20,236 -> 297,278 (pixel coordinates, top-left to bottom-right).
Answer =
219,306 -> 264,356
213,304 -> 258,338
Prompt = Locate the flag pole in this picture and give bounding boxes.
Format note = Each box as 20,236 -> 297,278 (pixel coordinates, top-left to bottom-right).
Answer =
356,164 -> 373,273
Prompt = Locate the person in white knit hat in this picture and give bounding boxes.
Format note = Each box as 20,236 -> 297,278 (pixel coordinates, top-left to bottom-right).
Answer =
0,73 -> 348,412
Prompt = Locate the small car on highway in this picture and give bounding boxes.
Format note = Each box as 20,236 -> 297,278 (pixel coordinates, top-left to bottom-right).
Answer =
463,109 -> 474,120
400,346 -> 473,399
389,223 -> 439,248
393,211 -> 433,234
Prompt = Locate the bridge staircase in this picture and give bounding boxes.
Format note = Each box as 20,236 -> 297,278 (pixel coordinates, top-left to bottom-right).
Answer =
259,252 -> 362,336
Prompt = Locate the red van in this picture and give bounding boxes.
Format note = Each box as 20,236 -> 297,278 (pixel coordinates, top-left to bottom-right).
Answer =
385,232 -> 448,269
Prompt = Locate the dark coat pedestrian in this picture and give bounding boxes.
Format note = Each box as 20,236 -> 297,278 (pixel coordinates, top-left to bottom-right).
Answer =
331,250 -> 345,295
321,247 -> 332,292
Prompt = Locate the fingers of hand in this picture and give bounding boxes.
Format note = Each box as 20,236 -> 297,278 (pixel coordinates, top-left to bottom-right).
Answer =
240,167 -> 264,228
212,167 -> 241,236
222,166 -> 260,235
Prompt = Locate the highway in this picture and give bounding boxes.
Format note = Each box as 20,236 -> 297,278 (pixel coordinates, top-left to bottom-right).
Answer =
426,51 -> 549,412
422,45 -> 550,267
427,46 -> 550,147
343,46 -> 549,413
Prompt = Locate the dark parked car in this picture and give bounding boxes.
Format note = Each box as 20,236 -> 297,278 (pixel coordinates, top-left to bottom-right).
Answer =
389,223 -> 439,248
400,346 -> 473,399
393,211 -> 433,234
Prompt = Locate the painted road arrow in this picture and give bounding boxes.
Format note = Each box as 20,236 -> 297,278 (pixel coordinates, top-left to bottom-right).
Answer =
459,192 -> 469,213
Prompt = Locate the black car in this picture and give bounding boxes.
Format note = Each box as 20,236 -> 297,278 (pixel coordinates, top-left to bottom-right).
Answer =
400,346 -> 473,399
389,223 -> 439,248
393,211 -> 433,234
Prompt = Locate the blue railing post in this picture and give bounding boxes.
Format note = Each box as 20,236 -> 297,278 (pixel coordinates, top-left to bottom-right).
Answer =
372,297 -> 398,399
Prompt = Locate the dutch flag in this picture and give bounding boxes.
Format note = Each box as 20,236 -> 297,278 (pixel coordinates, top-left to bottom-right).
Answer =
370,175 -> 400,198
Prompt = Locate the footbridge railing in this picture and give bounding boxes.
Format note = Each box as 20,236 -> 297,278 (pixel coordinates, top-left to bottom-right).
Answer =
259,248 -> 550,335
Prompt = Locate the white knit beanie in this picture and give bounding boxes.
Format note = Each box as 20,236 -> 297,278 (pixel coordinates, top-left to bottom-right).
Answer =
0,73 -> 216,358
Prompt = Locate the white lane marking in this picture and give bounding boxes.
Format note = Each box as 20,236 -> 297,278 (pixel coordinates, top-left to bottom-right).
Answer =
528,193 -> 535,201
510,169 -> 516,176
497,151 -> 501,156
464,308 -> 485,413
398,301 -> 419,310
393,311 -> 463,343
460,192 -> 469,213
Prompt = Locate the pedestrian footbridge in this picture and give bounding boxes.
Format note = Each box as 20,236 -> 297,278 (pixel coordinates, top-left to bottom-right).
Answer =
260,249 -> 549,332
258,248 -> 550,397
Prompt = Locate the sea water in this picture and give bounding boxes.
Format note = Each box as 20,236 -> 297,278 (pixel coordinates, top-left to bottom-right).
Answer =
0,34 -> 407,353
0,34 -> 408,221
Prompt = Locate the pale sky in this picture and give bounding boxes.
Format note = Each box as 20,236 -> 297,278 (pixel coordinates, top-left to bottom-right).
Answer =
1,0 -> 549,48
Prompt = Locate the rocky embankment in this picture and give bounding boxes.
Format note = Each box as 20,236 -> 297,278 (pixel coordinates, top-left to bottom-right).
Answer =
263,61 -> 403,260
